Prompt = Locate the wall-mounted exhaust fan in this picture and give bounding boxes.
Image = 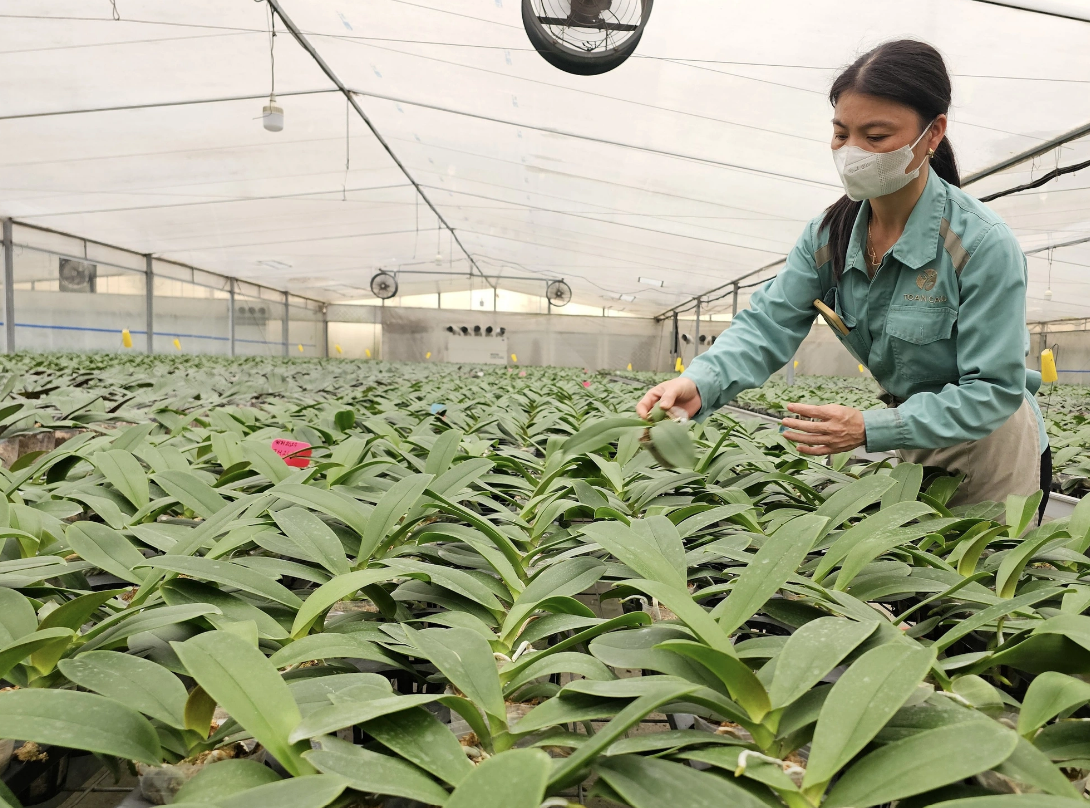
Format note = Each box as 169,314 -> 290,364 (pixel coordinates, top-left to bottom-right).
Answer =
546,279 -> 573,307
522,0 -> 654,76
59,259 -> 96,293
370,271 -> 398,299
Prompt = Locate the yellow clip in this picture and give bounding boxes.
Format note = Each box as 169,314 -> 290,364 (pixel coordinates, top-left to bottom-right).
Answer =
511,353 -> 517,363
173,338 -> 182,351
1042,348 -> 1058,383
627,363 -> 632,371
365,348 -> 372,358
335,344 -> 343,354
425,351 -> 432,359
793,360 -> 798,369
121,329 -> 133,349
297,344 -> 304,353
858,364 -> 866,374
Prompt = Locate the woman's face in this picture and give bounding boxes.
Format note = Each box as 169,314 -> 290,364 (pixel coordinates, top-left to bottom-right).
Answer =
832,90 -> 946,169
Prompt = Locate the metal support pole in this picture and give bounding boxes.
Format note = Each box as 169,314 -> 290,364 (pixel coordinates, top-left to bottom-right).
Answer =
228,279 -> 236,358
786,356 -> 795,386
322,305 -> 329,358
282,291 -> 290,357
144,254 -> 154,354
670,311 -> 679,368
3,219 -> 13,354
693,297 -> 702,357
731,283 -> 739,319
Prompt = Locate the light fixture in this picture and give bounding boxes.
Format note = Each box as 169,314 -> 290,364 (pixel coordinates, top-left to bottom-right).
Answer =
262,9 -> 283,132
699,334 -> 707,344
619,294 -> 636,302
485,326 -> 494,336
1045,288 -> 1054,300
473,325 -> 482,336
435,251 -> 443,266
446,326 -> 456,334
459,326 -> 469,336
498,327 -> 506,337
681,334 -> 691,344
263,95 -> 284,132
638,277 -> 663,287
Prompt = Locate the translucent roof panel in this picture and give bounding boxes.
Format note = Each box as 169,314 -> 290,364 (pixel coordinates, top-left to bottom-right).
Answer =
1,0 -> 1088,317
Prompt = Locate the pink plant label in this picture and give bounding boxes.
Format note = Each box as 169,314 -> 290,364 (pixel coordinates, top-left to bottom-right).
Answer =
271,438 -> 312,468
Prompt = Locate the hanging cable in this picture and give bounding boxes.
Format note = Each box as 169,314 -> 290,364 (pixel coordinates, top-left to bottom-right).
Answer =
342,95 -> 350,201
412,195 -> 419,258
268,7 -> 276,96
1046,246 -> 1054,300
109,0 -> 120,20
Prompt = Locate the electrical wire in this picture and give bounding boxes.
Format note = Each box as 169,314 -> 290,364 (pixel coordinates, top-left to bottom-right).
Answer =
332,36 -> 829,146
267,4 -> 276,97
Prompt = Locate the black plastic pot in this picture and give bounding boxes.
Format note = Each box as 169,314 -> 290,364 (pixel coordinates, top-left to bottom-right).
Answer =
2,743 -> 72,805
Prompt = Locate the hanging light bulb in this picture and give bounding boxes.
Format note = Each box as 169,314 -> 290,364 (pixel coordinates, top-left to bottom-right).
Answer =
262,8 -> 282,132
1045,288 -> 1053,300
263,94 -> 284,132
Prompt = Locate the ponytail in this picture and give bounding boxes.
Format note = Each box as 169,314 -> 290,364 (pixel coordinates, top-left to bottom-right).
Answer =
820,40 -> 960,279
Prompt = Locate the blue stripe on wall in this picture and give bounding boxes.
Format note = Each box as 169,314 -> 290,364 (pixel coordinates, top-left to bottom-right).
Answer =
0,321 -> 315,348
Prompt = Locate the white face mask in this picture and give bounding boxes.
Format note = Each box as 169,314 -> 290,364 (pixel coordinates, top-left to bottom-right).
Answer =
831,121 -> 935,201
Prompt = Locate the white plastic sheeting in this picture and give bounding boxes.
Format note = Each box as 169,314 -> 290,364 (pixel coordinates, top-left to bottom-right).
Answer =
0,0 -> 1088,318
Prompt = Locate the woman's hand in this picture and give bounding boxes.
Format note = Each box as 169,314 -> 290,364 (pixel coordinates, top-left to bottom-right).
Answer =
637,377 -> 702,420
781,402 -> 866,455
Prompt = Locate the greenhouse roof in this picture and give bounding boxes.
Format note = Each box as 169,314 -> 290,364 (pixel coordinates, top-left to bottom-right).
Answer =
1,0 -> 1089,318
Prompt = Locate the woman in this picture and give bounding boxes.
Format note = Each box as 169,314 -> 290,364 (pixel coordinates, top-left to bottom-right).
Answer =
638,40 -> 1049,510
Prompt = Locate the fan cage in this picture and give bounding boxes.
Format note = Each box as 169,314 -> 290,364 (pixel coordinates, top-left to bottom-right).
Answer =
530,0 -> 644,55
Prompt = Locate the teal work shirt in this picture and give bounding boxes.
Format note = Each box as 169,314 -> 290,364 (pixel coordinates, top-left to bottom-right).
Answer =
683,169 -> 1047,454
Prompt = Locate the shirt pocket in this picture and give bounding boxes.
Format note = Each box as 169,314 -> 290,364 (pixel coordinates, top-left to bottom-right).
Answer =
824,288 -> 869,364
885,303 -> 959,383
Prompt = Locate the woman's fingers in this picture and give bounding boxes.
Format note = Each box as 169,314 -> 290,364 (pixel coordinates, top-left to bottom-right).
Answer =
782,430 -> 832,446
636,386 -> 664,419
638,378 -> 701,420
785,402 -> 829,418
782,417 -> 833,434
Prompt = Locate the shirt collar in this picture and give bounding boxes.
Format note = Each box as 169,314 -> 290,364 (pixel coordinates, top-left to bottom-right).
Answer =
843,167 -> 948,275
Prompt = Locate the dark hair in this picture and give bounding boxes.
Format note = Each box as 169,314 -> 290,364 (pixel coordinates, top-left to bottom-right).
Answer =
821,40 -> 960,278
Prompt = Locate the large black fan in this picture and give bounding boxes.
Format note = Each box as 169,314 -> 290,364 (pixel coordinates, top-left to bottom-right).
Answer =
546,279 -> 573,307
523,0 -> 653,76
370,271 -> 398,300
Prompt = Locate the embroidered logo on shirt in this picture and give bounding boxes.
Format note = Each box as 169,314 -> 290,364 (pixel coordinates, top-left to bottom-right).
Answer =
904,293 -> 948,303
916,268 -> 938,291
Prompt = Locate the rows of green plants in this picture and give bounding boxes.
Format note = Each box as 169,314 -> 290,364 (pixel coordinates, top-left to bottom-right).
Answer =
0,355 -> 1088,807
